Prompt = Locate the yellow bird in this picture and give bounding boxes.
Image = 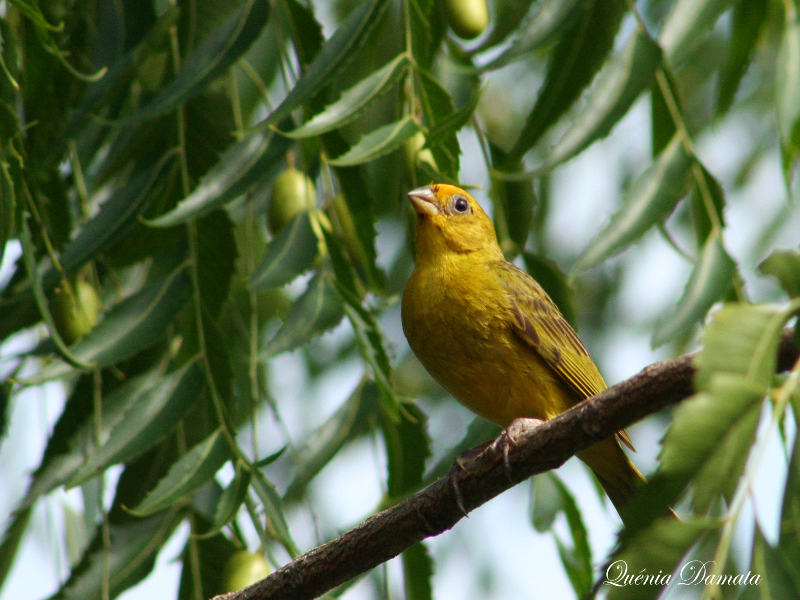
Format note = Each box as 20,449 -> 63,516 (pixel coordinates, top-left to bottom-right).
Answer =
401,183 -> 645,521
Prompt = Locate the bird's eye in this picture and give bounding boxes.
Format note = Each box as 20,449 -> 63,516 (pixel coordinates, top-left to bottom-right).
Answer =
453,195 -> 470,213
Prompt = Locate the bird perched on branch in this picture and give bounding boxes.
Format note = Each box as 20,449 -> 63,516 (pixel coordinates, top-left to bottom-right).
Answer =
401,183 -> 645,522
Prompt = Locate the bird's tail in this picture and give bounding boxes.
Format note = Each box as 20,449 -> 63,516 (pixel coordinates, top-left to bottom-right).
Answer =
577,437 -> 669,524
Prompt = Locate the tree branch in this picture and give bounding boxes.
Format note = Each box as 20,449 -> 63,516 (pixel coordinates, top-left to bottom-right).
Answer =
215,331 -> 798,600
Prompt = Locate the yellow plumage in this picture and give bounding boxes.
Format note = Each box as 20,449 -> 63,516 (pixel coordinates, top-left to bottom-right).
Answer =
401,183 -> 644,520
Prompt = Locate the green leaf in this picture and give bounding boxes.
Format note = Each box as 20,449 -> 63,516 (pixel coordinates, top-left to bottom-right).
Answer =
0,158 -> 15,268
177,524 -> 237,600
778,430 -> 800,569
402,542 -> 434,600
284,380 -> 377,501
690,400 -> 760,513
574,135 -> 692,272
652,230 -> 736,347
522,252 -> 577,327
744,526 -> 800,600
68,359 -> 205,487
690,164 -> 727,250
199,462 -> 251,538
279,53 -> 410,138
150,130 -> 291,227
54,512 -> 184,600
716,0 -> 768,117
426,83 -> 483,146
262,272 -> 345,357
130,430 -> 230,516
382,401 -> 430,498
760,250 -> 800,299
250,471 -> 299,556
259,0 -> 392,128
504,0 -> 626,165
536,28 -> 663,171
283,0 -> 324,69
0,508 -> 31,590
604,518 -> 715,600
327,115 -> 421,167
530,472 -> 562,532
478,0 -> 583,71
406,0 -> 446,70
490,154 -> 536,248
19,369 -> 159,510
28,261 -> 193,383
658,0 -> 735,65
777,2 -> 800,182
531,473 -> 592,598
124,0 -> 270,125
651,69 -> 679,158
415,69 -> 461,179
469,0 -> 538,56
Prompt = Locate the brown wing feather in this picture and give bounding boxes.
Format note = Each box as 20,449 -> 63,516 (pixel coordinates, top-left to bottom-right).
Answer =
492,261 -> 635,451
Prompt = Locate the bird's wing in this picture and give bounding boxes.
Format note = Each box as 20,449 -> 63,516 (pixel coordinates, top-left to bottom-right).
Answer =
493,261 -> 634,450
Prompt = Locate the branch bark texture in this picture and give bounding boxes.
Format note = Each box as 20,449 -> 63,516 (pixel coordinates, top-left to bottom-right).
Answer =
215,331 -> 799,600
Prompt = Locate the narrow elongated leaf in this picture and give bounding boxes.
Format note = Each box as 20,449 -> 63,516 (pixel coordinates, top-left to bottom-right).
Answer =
402,542 -> 434,600
280,53 -> 410,138
652,230 -> 736,347
382,401 -> 430,498
490,160 -> 536,247
0,158 -> 14,268
603,518 -> 715,600
690,164 -> 726,249
415,70 -> 461,178
659,0 -> 735,65
504,0 -> 626,165
260,0 -> 392,128
478,0 -> 583,71
537,29 -> 663,171
130,430 -> 230,516
759,250 -> 800,298
716,0 -> 768,117
53,158 -> 172,283
55,512 -> 184,600
68,359 -> 205,487
0,508 -> 31,589
124,0 -> 269,125
469,0 -> 538,56
690,401 -> 760,513
283,0 -> 324,69
150,130 -> 291,227
327,115 -> 421,166
249,212 -> 318,290
574,135 -> 692,272
531,473 -> 592,598
250,472 -> 299,556
19,368 -> 164,510
200,461 -> 251,537
426,84 -> 483,145
262,272 -> 345,357
777,2 -> 800,181
778,430 -> 800,567
408,0 -> 446,70
28,263 -> 193,382
744,527 -> 799,600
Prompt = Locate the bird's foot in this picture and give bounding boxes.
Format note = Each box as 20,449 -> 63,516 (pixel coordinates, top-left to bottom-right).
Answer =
491,418 -> 544,483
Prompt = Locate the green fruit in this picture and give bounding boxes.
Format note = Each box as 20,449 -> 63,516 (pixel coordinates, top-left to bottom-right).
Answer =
402,132 -> 438,177
222,551 -> 271,592
50,277 -> 102,345
328,193 -> 364,264
444,0 -> 489,39
268,168 -> 316,235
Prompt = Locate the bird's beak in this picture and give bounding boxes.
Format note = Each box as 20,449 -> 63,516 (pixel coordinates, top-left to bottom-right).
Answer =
408,186 -> 439,217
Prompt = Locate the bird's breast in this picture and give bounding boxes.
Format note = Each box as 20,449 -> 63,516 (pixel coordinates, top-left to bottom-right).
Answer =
402,258 -> 568,426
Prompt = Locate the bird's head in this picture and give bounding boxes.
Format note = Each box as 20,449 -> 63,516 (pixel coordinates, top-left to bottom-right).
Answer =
407,184 -> 501,261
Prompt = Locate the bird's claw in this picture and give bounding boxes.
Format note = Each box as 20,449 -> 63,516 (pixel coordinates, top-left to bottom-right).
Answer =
491,417 -> 544,484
